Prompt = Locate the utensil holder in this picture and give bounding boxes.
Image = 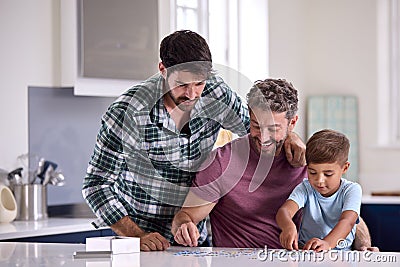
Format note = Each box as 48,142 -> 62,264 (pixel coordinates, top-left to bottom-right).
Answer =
13,184 -> 48,221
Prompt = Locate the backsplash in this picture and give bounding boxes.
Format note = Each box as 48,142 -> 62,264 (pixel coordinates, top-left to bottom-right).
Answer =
28,87 -> 115,205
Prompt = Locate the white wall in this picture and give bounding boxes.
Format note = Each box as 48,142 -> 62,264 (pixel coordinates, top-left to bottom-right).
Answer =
269,0 -> 400,194
0,0 -> 61,171
0,0 -> 398,194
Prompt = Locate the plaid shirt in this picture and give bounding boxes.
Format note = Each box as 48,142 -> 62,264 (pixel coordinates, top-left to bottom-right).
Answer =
82,74 -> 250,243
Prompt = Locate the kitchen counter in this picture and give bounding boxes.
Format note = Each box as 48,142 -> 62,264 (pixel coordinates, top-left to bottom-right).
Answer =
362,195 -> 400,204
0,218 -> 106,241
0,242 -> 399,267
0,198 -> 396,241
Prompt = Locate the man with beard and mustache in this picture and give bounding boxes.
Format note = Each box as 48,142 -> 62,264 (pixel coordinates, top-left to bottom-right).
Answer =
172,79 -> 378,251
82,31 -> 306,252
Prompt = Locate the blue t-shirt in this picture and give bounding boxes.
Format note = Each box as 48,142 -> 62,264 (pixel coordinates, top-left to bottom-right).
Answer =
288,178 -> 362,250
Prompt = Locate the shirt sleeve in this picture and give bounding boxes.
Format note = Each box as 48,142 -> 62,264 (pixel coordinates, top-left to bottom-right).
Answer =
220,82 -> 250,135
82,103 -> 134,227
190,149 -> 224,203
288,180 -> 309,209
202,76 -> 250,136
222,88 -> 250,135
342,182 -> 362,215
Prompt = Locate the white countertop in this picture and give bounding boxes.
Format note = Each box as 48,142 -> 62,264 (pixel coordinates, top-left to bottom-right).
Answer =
0,196 -> 398,241
0,218 -> 104,240
0,243 -> 399,267
362,195 -> 400,204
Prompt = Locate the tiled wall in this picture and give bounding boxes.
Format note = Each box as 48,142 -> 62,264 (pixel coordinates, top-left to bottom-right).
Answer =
28,87 -> 114,205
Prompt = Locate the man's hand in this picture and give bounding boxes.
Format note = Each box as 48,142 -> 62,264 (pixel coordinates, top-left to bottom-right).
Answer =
284,132 -> 306,167
139,232 -> 171,251
171,203 -> 215,247
110,216 -> 170,251
359,246 -> 380,252
173,222 -> 200,247
303,238 -> 330,252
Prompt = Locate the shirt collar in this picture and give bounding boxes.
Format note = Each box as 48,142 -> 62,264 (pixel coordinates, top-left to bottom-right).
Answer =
149,76 -> 177,132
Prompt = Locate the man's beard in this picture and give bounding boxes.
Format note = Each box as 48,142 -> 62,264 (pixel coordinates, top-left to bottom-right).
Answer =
167,91 -> 199,111
260,138 -> 281,154
251,132 -> 287,156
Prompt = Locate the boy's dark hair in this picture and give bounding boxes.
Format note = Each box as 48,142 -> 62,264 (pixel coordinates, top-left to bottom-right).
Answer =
306,129 -> 350,166
160,30 -> 213,76
246,78 -> 298,119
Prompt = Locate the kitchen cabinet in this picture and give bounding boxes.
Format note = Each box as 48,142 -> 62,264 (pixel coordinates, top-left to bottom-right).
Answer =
0,218 -> 112,244
3,229 -> 114,243
361,203 -> 400,252
61,0 -> 173,96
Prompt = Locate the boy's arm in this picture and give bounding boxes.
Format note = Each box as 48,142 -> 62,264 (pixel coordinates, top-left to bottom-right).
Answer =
276,200 -> 301,250
303,210 -> 358,251
171,191 -> 216,247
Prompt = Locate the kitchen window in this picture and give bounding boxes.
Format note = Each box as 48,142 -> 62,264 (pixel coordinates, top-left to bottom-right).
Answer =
174,0 -> 236,67
390,0 -> 400,144
175,0 -> 208,37
378,0 -> 400,146
176,0 -> 268,97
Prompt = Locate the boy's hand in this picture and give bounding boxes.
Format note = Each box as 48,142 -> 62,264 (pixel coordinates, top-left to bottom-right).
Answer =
279,227 -> 299,250
303,238 -> 330,252
173,222 -> 200,247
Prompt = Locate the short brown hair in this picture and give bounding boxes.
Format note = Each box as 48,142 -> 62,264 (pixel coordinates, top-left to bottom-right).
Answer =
246,78 -> 298,119
306,129 -> 350,166
160,30 -> 213,76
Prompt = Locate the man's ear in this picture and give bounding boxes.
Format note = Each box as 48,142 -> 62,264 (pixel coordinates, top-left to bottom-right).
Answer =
159,62 -> 167,79
288,115 -> 298,131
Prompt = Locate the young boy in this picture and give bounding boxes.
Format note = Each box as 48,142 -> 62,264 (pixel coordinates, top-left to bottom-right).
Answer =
276,129 -> 362,251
